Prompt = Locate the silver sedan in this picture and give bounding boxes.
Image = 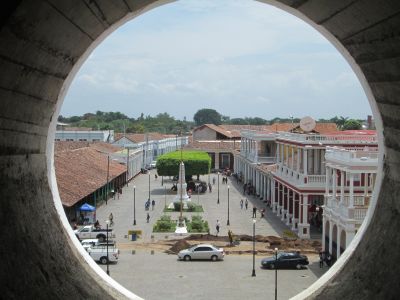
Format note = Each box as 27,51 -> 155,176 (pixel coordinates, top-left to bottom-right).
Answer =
178,244 -> 224,261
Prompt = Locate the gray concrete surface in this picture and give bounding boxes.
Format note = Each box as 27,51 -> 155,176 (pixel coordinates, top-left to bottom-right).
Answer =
100,250 -> 326,300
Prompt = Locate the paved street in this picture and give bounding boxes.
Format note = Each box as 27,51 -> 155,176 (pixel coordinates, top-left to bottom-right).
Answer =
99,250 -> 325,300
94,172 -> 327,299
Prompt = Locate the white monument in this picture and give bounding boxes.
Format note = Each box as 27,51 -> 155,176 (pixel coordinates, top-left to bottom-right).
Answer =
175,161 -> 190,202
173,161 -> 189,234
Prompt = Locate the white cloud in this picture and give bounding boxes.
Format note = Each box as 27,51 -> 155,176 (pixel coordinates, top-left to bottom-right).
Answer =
62,0 -> 371,120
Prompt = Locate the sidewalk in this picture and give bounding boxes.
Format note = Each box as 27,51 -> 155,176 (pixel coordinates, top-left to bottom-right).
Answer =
95,173 -> 293,243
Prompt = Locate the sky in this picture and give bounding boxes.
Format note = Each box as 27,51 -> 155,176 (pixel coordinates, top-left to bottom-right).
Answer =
61,0 -> 372,121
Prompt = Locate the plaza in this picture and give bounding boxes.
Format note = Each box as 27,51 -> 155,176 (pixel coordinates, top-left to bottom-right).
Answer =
94,172 -> 327,299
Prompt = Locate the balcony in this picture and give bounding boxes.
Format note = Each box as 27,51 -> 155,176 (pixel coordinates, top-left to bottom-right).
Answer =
275,164 -> 326,188
277,132 -> 377,145
325,146 -> 379,167
325,195 -> 369,223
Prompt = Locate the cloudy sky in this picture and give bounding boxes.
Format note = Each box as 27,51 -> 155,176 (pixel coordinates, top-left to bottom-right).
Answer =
61,0 -> 372,121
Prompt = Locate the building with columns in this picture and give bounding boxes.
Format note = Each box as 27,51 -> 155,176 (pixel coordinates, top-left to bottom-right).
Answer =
234,129 -> 378,241
323,146 -> 378,260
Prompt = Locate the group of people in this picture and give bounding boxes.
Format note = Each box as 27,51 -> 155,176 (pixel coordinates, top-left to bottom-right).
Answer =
221,176 -> 228,184
319,251 -> 333,267
239,198 -> 249,210
243,182 -> 256,196
145,199 -> 156,211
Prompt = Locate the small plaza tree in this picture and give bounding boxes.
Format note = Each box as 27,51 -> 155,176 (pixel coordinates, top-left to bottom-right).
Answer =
156,150 -> 211,177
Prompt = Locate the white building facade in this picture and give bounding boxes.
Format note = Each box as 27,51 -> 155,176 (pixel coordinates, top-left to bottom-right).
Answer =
234,130 -> 378,241
323,146 -> 378,260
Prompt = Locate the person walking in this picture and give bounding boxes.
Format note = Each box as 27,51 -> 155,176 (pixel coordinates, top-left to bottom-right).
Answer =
146,213 -> 150,223
240,199 -> 244,209
108,213 -> 114,226
215,220 -> 220,236
319,251 -> 325,268
208,183 -> 212,192
245,198 -> 248,210
151,199 -> 155,210
252,206 -> 257,218
213,177 -> 216,185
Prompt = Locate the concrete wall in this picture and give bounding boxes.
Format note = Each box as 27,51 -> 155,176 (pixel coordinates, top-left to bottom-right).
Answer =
0,0 -> 399,299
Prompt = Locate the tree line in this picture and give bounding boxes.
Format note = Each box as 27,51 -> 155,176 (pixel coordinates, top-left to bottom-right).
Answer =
58,109 -> 366,133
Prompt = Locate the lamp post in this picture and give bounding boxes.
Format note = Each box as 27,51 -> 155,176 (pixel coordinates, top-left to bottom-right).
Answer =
197,183 -> 200,206
275,247 -> 278,300
252,218 -> 256,277
227,185 -> 230,225
105,219 -> 110,276
133,186 -> 136,226
217,172 -> 220,204
164,186 -> 167,209
148,171 -> 151,201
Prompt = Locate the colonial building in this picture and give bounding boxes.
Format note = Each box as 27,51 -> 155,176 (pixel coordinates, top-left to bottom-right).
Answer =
323,146 -> 378,260
234,126 -> 378,241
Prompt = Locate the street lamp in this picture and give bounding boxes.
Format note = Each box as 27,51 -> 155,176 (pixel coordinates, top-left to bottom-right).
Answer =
133,186 -> 136,226
252,218 -> 256,277
227,185 -> 230,226
148,171 -> 151,201
217,172 -> 220,204
275,247 -> 278,300
197,183 -> 200,206
105,219 -> 110,276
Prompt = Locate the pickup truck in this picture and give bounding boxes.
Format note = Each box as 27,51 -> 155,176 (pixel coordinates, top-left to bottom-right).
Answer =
87,245 -> 119,264
74,225 -> 115,242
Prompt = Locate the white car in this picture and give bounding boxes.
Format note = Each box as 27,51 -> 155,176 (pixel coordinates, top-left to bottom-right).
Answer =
87,245 -> 119,264
81,239 -> 99,251
178,244 -> 224,261
149,161 -> 157,169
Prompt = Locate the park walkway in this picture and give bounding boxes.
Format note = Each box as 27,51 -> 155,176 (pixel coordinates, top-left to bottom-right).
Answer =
95,172 -> 293,243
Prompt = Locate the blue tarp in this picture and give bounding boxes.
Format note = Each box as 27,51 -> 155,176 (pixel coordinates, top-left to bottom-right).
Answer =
79,203 -> 95,212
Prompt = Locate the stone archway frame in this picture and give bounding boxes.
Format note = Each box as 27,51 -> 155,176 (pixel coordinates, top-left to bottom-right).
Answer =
2,0 -> 399,299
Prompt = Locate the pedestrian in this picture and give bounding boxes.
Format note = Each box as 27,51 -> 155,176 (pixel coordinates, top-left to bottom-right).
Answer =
252,206 -> 257,218
146,213 -> 150,223
208,183 -> 212,192
228,229 -> 233,246
109,213 -> 114,226
319,251 -> 325,268
240,199 -> 244,209
215,220 -> 220,236
155,174 -> 158,180
245,198 -> 248,210
243,183 -> 247,195
260,208 -> 265,218
151,199 -> 155,210
213,177 -> 216,185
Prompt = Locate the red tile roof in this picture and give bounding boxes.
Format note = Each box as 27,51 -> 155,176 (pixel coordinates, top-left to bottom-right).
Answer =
114,133 -> 174,143
55,141 -> 122,154
187,140 -> 241,150
267,123 -> 338,134
54,147 -> 126,207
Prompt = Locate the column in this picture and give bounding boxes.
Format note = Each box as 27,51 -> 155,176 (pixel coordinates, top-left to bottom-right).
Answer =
277,183 -> 281,217
349,173 -> 354,208
298,195 -> 310,239
272,179 -> 276,212
340,170 -> 345,203
215,152 -> 220,170
328,221 -> 333,254
277,144 -> 280,164
291,146 -> 295,170
303,148 -> 308,176
332,169 -> 337,199
286,189 -> 292,225
291,192 -> 298,230
325,166 -> 330,195
281,187 -> 287,221
285,145 -> 289,166
296,148 -> 300,172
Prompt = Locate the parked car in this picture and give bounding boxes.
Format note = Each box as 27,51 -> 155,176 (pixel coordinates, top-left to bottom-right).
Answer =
261,251 -> 309,269
149,160 -> 157,169
87,246 -> 119,265
178,244 -> 224,261
81,239 -> 117,252
74,225 -> 115,241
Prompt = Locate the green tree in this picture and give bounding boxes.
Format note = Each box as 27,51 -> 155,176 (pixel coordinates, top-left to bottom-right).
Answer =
342,119 -> 362,130
156,151 -> 211,176
193,108 -> 222,126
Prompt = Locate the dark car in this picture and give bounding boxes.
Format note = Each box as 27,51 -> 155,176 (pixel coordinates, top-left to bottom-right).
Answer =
261,252 -> 309,270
